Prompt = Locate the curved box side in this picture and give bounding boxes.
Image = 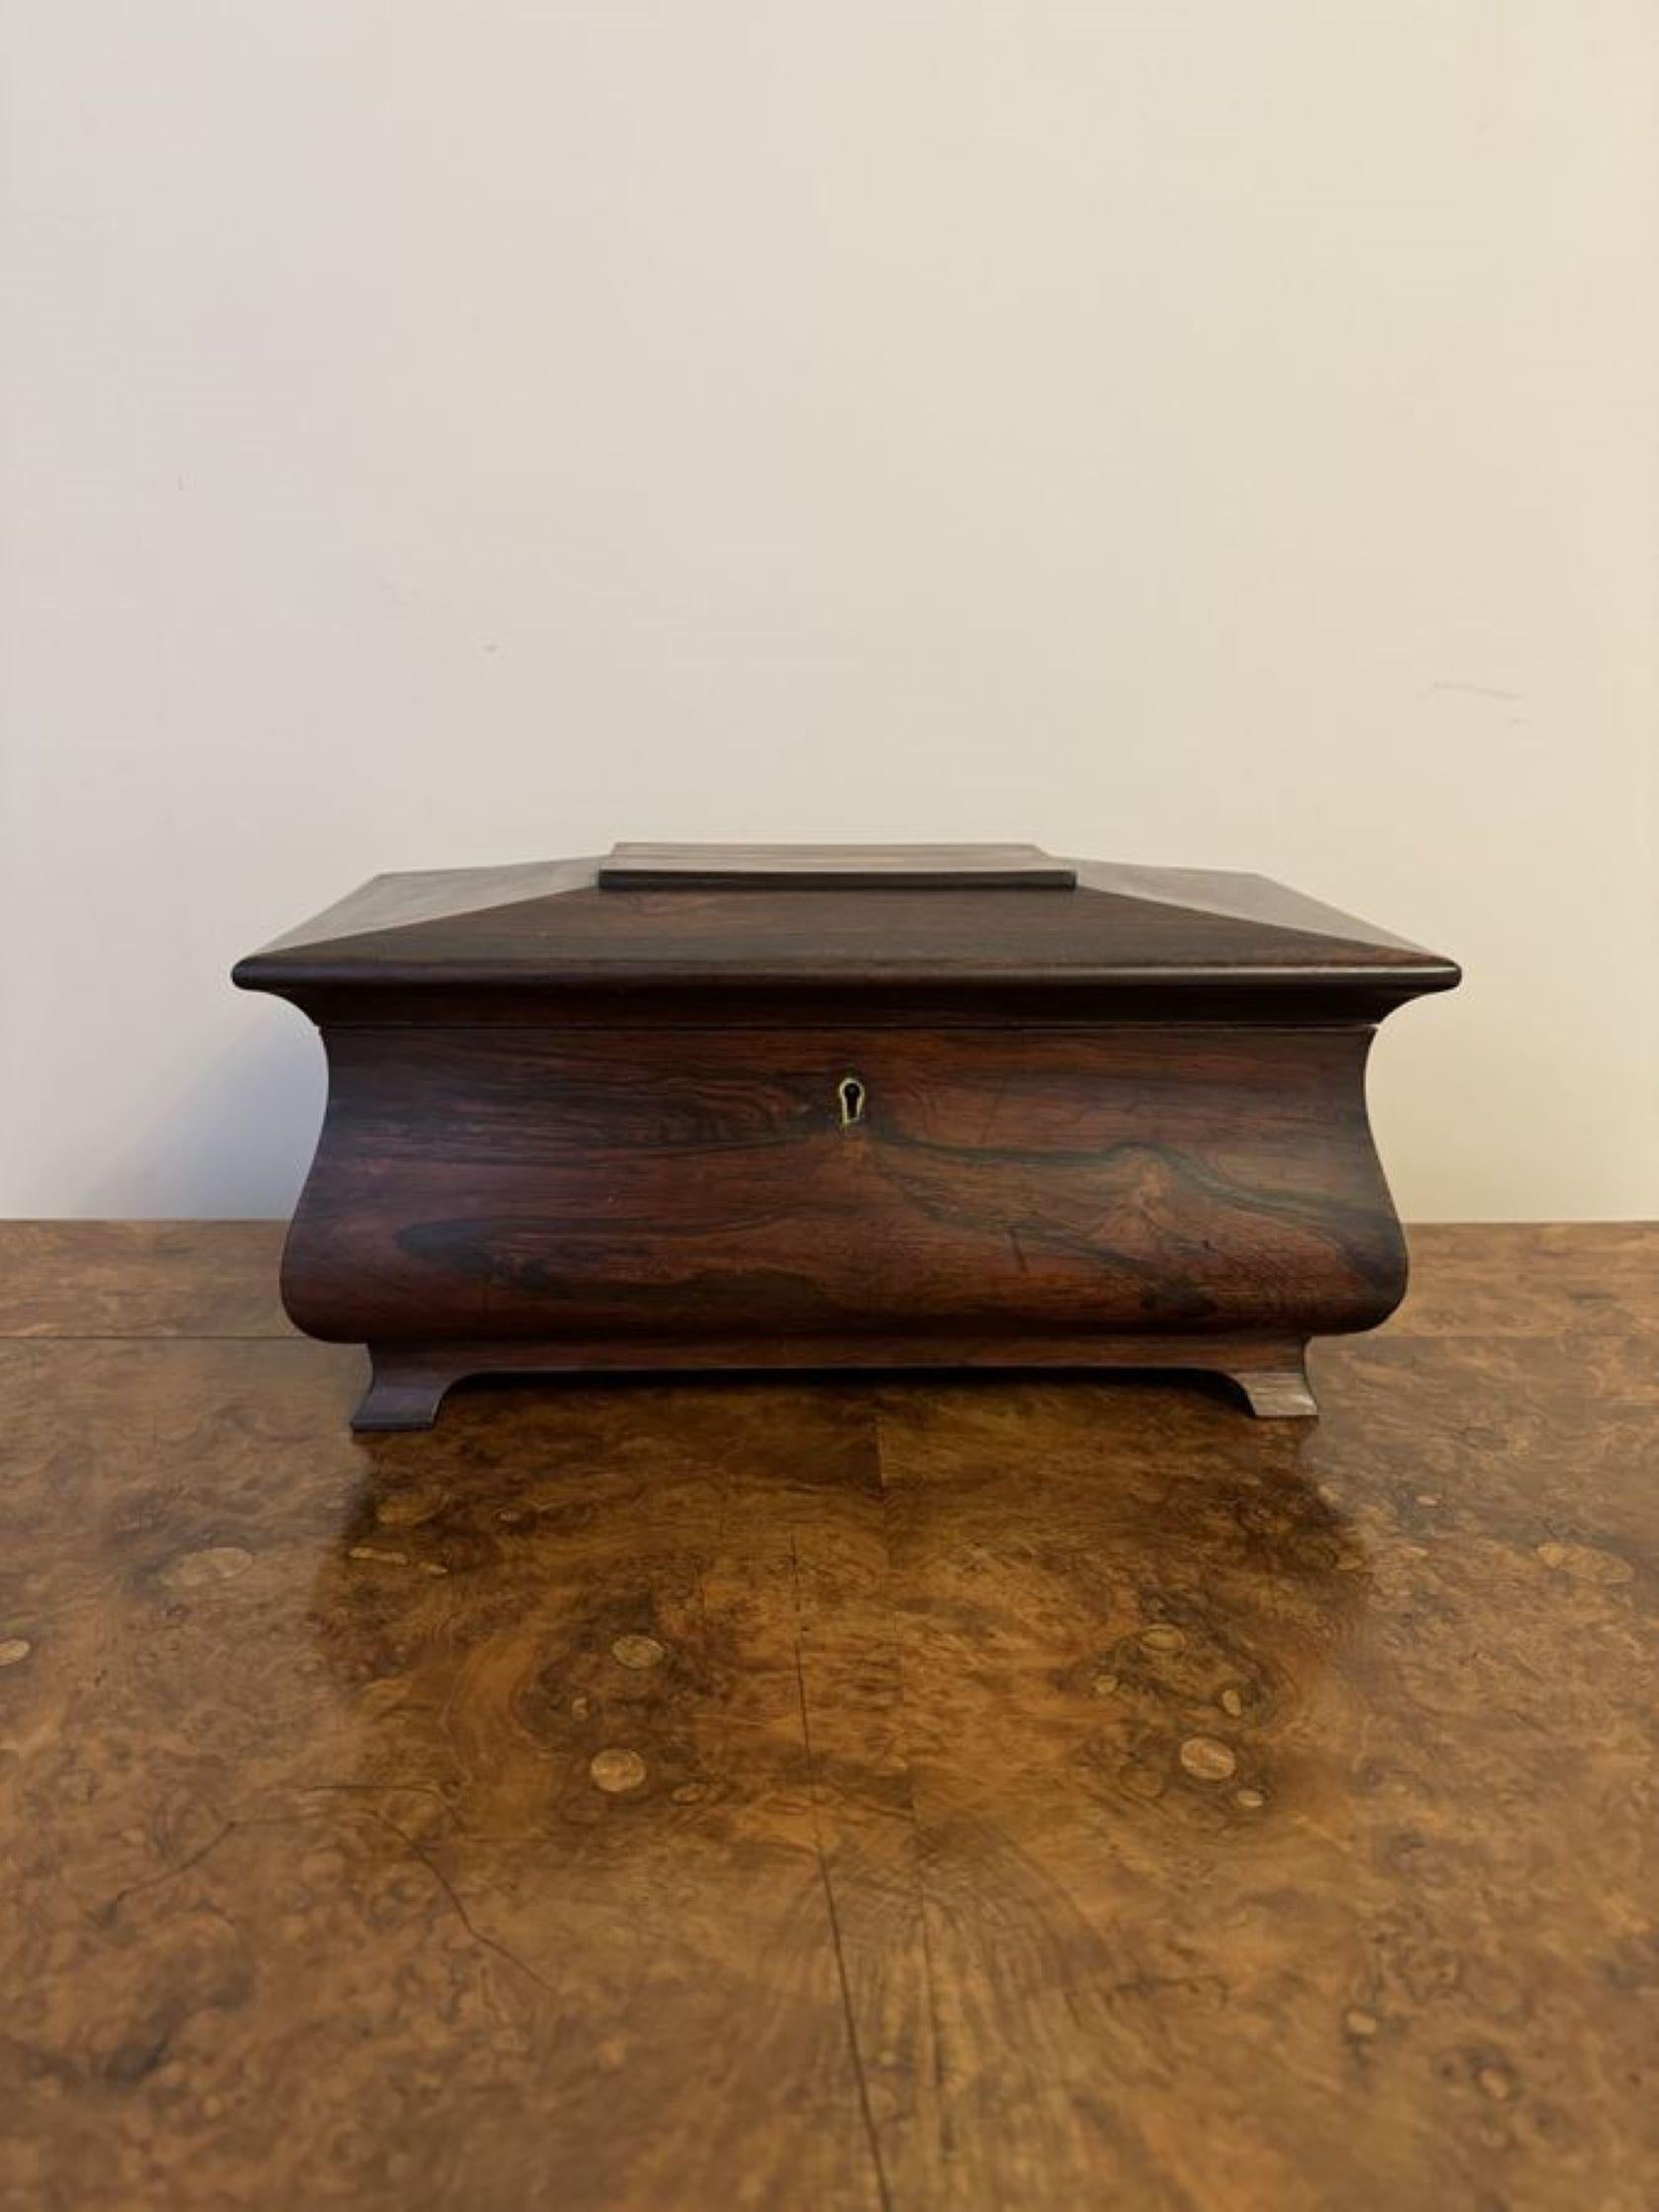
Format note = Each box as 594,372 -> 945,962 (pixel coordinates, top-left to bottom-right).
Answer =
276,1020 -> 1407,1350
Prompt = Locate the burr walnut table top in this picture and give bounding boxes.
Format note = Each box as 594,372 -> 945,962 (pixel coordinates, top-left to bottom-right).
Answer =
1,1222 -> 1655,2212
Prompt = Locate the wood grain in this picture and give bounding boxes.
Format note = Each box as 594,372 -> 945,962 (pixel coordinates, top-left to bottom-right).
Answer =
282,1024 -> 1403,1349
232,854 -> 1460,1001
1,1223 -> 1654,2211
596,843 -> 1079,890
349,1332 -> 1319,1431
233,852 -> 1458,1428
0,1221 -> 289,1338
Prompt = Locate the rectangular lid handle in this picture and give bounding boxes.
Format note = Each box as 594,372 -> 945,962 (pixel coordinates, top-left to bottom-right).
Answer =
598,842 -> 1077,890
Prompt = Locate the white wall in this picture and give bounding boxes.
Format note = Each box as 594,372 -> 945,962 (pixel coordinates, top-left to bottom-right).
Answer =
3,2 -> 1655,1221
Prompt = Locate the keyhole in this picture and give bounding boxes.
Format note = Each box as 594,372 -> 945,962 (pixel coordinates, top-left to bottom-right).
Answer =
836,1074 -> 866,1130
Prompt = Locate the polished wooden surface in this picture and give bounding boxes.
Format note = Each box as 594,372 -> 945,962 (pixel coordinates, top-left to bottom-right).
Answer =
595,843 -> 1080,890
233,853 -> 1457,1429
281,1023 -> 1403,1428
232,853 -> 1460,998
2,1224 -> 1653,2212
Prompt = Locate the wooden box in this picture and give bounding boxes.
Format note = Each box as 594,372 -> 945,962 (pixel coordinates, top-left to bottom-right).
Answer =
233,843 -> 1459,1429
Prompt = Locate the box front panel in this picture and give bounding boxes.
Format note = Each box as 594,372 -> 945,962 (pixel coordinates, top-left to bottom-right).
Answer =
283,1023 -> 1405,1343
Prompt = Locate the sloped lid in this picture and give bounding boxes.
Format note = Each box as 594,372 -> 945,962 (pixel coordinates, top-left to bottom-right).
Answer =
233,843 -> 1459,999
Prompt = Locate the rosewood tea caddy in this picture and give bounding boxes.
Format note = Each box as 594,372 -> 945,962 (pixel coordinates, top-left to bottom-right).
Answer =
233,843 -> 1459,1430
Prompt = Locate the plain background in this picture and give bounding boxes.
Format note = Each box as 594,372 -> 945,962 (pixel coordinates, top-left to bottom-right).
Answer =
3,2 -> 1655,1221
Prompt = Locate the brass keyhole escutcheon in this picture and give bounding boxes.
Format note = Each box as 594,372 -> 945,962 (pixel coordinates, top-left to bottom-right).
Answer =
836,1074 -> 866,1130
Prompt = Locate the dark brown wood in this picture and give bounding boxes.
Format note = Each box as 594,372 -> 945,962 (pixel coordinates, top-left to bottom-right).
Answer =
353,1333 -> 1320,1432
286,1020 -> 1399,1428
288,1023 -> 1401,1326
233,851 -> 1459,1427
231,854 -> 1460,1000
2,1223 -> 1655,2211
596,841 -> 1079,890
